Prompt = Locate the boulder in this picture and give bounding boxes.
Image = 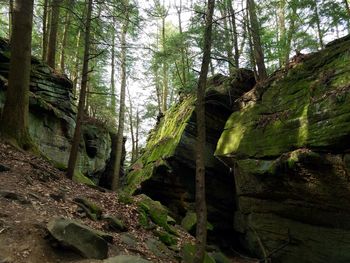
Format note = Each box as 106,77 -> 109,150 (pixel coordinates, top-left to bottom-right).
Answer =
103,255 -> 151,263
215,34 -> 350,262
0,38 -> 111,183
126,70 -> 256,245
47,217 -> 112,259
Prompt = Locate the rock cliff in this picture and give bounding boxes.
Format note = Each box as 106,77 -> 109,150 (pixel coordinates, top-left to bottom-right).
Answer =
0,38 -> 111,182
126,69 -> 255,245
215,35 -> 350,262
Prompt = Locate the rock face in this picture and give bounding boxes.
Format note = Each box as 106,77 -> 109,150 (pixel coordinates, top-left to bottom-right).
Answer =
126,69 -> 255,245
47,217 -> 111,259
0,38 -> 111,181
215,35 -> 350,262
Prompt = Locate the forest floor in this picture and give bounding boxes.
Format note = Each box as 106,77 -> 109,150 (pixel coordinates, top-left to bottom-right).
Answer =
0,140 -> 258,263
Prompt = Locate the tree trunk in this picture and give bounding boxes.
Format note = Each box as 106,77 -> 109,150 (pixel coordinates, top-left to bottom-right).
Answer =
127,87 -> 136,163
277,0 -> 286,67
228,0 -> 239,68
135,108 -> 139,160
176,0 -> 187,87
72,29 -> 81,97
46,0 -> 61,68
161,14 -> 168,114
60,0 -> 73,73
111,18 -> 117,119
8,0 -> 13,38
66,0 -> 93,179
42,0 -> 49,61
0,0 -> 34,149
111,2 -> 129,191
194,0 -> 214,262
314,0 -> 324,49
284,4 -> 297,67
247,0 -> 267,80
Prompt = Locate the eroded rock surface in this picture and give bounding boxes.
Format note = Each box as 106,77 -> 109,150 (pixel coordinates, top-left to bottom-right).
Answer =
0,38 -> 111,181
126,69 -> 255,245
215,35 -> 350,262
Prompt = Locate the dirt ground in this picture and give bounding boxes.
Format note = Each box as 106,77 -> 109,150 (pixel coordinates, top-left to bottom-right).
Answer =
0,140 -> 257,263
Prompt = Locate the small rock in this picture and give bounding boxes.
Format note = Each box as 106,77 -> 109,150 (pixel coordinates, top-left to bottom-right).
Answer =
120,233 -> 138,248
0,191 -> 31,204
0,164 -> 10,172
103,255 -> 151,263
103,215 -> 127,232
47,217 -> 110,259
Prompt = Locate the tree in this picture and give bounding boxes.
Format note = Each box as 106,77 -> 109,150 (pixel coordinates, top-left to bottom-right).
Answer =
67,0 -> 93,179
0,0 -> 34,149
194,0 -> 214,262
111,0 -> 130,191
46,0 -> 61,68
247,0 -> 267,80
42,0 -> 49,61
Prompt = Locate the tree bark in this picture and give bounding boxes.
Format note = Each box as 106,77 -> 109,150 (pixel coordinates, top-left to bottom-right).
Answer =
194,0 -> 214,262
111,17 -> 117,119
8,0 -> 13,38
72,29 -> 81,97
247,0 -> 267,80
42,0 -> 49,61
0,0 -> 34,149
127,87 -> 136,163
277,0 -> 286,67
313,0 -> 324,49
67,0 -> 93,179
111,1 -> 129,191
60,0 -> 73,73
46,0 -> 61,68
228,0 -> 239,68
161,13 -> 168,113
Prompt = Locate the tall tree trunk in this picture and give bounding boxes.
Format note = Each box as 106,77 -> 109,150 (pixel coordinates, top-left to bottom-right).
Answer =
228,0 -> 239,68
194,0 -> 214,262
1,0 -> 34,149
111,2 -> 129,191
277,0 -> 286,67
46,0 -> 61,68
246,8 -> 258,80
66,0 -> 93,179
42,0 -> 49,61
161,14 -> 168,114
111,18 -> 116,119
135,108 -> 139,160
60,0 -> 73,73
176,0 -> 187,87
72,29 -> 81,97
220,5 -> 234,74
344,0 -> 350,31
127,87 -> 136,163
247,0 -> 267,80
8,0 -> 13,38
313,0 -> 324,49
284,4 -> 297,67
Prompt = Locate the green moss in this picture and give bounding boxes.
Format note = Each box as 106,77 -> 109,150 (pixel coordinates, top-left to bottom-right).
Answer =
181,243 -> 216,263
181,211 -> 214,233
216,37 -> 350,159
154,230 -> 177,246
73,170 -> 96,186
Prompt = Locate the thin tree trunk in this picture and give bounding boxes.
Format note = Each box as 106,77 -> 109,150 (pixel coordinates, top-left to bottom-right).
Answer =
161,14 -> 168,114
8,0 -> 13,38
72,29 -> 81,97
284,4 -> 297,67
176,0 -> 187,87
1,0 -> 34,149
277,0 -> 286,67
46,0 -> 61,68
246,8 -> 258,80
127,87 -> 136,163
314,0 -> 324,49
135,108 -> 139,160
228,0 -> 239,68
111,2 -> 129,191
67,0 -> 93,179
42,0 -> 49,61
219,3 -> 234,74
247,0 -> 267,80
111,18 -> 117,119
194,0 -> 214,262
60,0 -> 73,73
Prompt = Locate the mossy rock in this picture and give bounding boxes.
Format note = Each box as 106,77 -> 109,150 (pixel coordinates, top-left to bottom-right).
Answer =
137,194 -> 177,235
103,255 -> 151,263
103,215 -> 127,232
73,170 -> 96,186
154,229 -> 177,246
181,211 -> 214,234
74,197 -> 102,221
181,243 -> 215,263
